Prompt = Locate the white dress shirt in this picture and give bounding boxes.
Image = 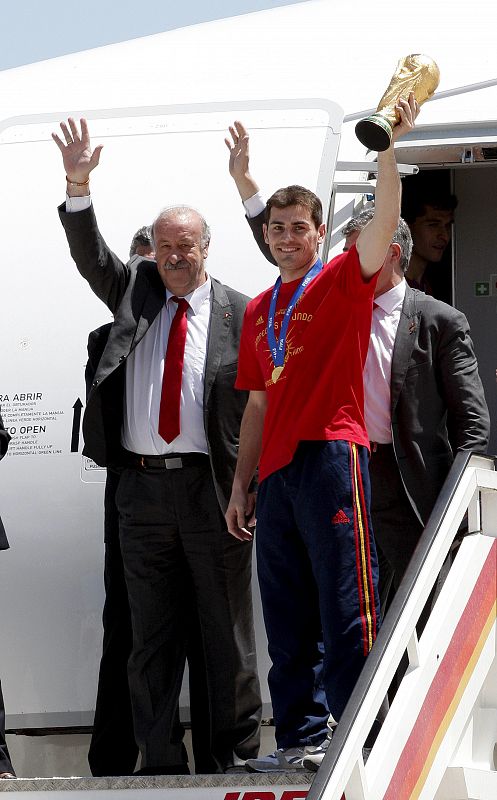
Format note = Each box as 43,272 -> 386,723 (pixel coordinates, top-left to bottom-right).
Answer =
66,194 -> 211,454
243,192 -> 266,219
364,280 -> 406,443
123,281 -> 211,455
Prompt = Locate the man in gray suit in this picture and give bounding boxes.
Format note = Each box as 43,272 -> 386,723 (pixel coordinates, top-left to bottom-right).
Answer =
0,411 -> 15,780
340,209 -> 489,613
53,118 -> 261,775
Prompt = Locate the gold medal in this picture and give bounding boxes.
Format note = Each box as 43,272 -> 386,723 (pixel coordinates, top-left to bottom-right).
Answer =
272,366 -> 284,383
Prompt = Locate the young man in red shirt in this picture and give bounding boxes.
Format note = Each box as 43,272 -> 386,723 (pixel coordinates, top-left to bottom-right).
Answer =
225,96 -> 418,772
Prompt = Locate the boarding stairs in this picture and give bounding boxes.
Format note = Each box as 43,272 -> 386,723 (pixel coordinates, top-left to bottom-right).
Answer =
308,451 -> 497,800
2,452 -> 497,800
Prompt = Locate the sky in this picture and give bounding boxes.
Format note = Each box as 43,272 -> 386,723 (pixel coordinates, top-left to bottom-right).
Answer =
0,0 -> 307,71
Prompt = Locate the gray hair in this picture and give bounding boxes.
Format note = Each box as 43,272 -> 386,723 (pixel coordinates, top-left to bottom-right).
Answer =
129,225 -> 153,258
342,209 -> 413,273
151,206 -> 211,249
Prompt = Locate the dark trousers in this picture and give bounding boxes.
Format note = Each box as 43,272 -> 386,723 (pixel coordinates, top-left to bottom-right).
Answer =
0,681 -> 14,775
369,445 -> 423,618
89,469 -> 219,776
256,441 -> 379,749
116,461 -> 261,772
369,444 -> 457,646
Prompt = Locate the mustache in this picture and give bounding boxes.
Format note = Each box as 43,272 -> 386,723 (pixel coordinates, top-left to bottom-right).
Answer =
164,260 -> 190,270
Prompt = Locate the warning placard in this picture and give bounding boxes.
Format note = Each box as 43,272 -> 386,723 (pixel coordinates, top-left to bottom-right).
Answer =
0,390 -> 81,457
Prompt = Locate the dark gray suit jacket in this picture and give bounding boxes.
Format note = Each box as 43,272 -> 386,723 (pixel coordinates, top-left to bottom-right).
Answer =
0,411 -> 10,550
59,204 -> 251,514
246,211 -> 490,523
389,284 -> 489,524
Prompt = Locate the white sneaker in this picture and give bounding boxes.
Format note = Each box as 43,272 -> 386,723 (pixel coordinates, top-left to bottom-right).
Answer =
245,747 -> 306,772
302,718 -> 334,772
302,738 -> 330,772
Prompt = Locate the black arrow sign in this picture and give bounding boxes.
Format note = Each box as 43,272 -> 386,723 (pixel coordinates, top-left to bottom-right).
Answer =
71,398 -> 83,452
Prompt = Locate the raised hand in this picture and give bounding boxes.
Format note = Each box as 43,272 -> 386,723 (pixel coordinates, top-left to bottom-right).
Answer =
224,120 -> 259,201
52,117 -> 103,183
392,92 -> 420,143
225,121 -> 250,179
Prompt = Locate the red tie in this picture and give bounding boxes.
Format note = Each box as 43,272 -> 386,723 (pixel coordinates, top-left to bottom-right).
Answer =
158,297 -> 189,444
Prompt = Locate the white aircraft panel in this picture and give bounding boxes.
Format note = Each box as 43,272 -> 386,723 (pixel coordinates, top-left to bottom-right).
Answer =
0,99 -> 342,724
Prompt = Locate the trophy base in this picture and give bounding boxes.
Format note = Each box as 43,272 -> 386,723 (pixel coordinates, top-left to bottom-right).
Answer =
355,115 -> 392,152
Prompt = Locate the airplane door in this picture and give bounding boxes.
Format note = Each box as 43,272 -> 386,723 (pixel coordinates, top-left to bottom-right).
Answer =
453,165 -> 497,456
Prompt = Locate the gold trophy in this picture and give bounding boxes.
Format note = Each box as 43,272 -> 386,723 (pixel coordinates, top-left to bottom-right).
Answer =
355,54 -> 440,151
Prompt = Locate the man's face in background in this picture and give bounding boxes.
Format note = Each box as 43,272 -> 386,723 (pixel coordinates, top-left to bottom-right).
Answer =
409,205 -> 454,265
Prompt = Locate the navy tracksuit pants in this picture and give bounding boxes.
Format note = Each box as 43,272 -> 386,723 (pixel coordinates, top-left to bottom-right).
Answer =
256,440 -> 380,749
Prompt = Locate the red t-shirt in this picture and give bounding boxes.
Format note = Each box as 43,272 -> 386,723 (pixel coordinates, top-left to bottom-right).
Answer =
236,245 -> 378,482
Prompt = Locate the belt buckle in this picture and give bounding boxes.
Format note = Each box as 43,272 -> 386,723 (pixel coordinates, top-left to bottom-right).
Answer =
165,457 -> 183,470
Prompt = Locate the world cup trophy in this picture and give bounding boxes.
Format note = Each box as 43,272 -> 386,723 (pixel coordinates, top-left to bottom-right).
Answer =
355,54 -> 440,151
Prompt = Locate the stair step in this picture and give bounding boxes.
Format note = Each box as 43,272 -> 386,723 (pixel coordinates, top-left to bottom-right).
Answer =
0,772 -> 313,799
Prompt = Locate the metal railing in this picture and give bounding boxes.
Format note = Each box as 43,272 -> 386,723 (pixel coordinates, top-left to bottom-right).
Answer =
308,451 -> 497,800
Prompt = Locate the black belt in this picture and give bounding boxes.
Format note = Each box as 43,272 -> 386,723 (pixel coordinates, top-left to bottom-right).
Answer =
123,449 -> 209,470
369,441 -> 394,454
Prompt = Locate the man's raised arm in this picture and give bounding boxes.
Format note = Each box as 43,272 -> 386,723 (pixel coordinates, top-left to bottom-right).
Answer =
356,93 -> 419,278
52,118 -> 128,313
225,121 -> 276,265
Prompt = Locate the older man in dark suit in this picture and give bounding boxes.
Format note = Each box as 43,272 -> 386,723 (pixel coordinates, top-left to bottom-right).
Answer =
0,412 -> 15,780
53,118 -> 261,776
86,236 -> 215,778
87,334 -> 216,775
